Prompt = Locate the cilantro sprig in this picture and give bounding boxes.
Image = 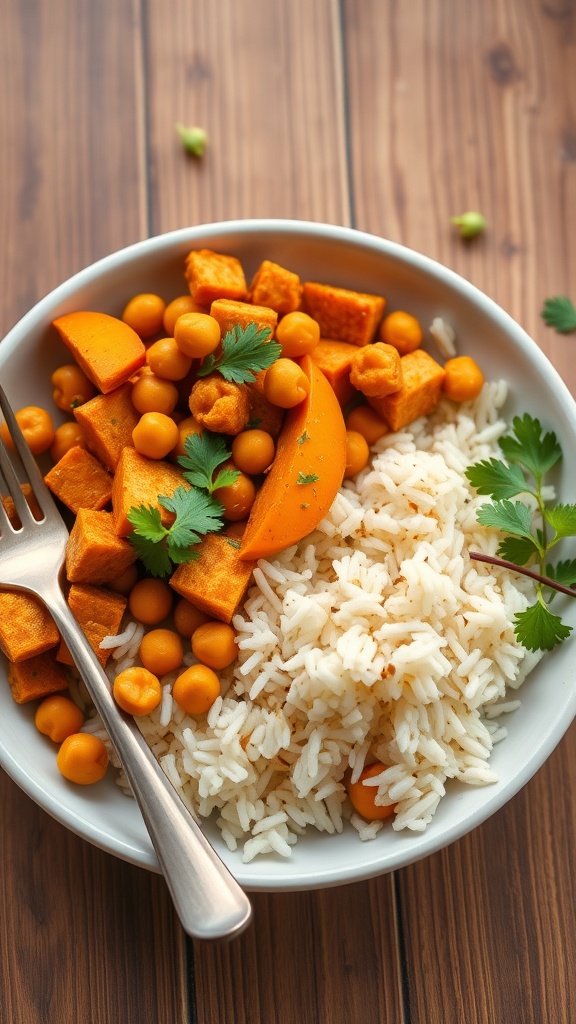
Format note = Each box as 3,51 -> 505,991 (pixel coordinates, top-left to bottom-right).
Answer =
178,430 -> 240,493
127,486 -> 224,578
197,322 -> 282,384
541,296 -> 576,335
466,413 -> 576,652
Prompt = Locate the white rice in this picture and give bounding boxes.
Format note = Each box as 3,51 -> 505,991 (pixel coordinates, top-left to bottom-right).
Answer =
91,381 -> 543,861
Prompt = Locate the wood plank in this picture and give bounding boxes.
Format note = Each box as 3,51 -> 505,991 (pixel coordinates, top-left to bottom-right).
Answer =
344,0 -> 576,1018
0,1 -> 189,1021
142,2 -> 406,1021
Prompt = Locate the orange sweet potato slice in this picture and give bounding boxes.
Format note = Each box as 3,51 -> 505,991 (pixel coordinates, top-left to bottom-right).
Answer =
53,311 -> 146,394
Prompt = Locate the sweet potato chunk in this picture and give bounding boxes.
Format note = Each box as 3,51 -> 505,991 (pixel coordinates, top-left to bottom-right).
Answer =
209,298 -> 278,340
367,349 -> 445,431
66,509 -> 138,584
303,282 -> 386,347
170,534 -> 256,623
57,584 -> 127,667
2,483 -> 42,526
73,382 -> 138,471
7,652 -> 68,704
45,446 -> 113,514
111,447 -> 187,537
245,379 -> 285,437
184,249 -> 247,306
311,339 -> 358,407
350,343 -> 403,398
0,591 -> 59,662
53,311 -> 146,394
247,259 -> 302,314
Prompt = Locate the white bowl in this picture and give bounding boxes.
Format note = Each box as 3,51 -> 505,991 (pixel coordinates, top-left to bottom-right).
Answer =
1,219 -> 575,891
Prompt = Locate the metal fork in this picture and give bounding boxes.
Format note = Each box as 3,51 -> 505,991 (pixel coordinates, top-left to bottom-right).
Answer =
0,383 -> 252,941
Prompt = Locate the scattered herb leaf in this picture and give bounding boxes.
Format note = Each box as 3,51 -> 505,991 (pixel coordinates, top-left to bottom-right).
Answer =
127,486 -> 224,577
178,430 -> 239,493
297,472 -> 319,486
197,322 -> 282,384
466,413 -> 576,651
300,503 -> 310,509
176,123 -> 208,157
541,296 -> 576,335
224,537 -> 242,549
297,431 -> 311,445
245,418 -> 262,430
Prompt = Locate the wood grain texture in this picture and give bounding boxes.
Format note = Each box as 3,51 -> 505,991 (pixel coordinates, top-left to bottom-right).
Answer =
0,2 -> 188,1022
344,1 -> 576,1019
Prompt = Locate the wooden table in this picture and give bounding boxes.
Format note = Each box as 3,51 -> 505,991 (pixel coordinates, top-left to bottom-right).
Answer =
1,2 -> 575,1021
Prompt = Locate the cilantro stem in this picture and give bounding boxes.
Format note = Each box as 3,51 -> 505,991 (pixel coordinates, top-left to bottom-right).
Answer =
469,550 -> 576,599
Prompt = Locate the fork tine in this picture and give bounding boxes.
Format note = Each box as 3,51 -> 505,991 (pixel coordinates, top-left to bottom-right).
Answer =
0,383 -> 54,521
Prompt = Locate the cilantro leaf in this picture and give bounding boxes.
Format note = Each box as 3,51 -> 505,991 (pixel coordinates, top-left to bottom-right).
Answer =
197,323 -> 282,384
297,472 -> 319,485
514,602 -> 572,652
497,535 -> 540,565
543,504 -> 576,540
476,500 -> 535,540
541,296 -> 576,334
159,486 -> 223,547
128,531 -> 173,578
546,559 -> 576,588
499,415 -> 562,480
127,504 -> 167,543
179,431 -> 239,493
465,458 -> 528,499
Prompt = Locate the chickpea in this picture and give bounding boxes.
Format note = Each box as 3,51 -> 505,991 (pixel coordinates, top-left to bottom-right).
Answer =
56,733 -> 109,785
34,695 -> 84,744
214,469 -> 256,521
171,415 -> 203,460
122,293 -> 166,338
275,311 -> 321,357
349,343 -> 402,398
128,578 -> 173,625
146,337 -> 193,381
346,762 -> 395,821
163,295 -> 207,337
113,666 -> 162,717
51,364 -> 96,411
191,622 -> 238,670
442,356 -> 485,402
0,406 -> 55,456
379,311 -> 423,355
139,628 -> 184,677
345,405 -> 388,445
263,359 -> 310,409
131,372 -> 179,415
173,598 -> 210,638
50,421 -> 86,462
132,412 -> 180,460
344,430 -> 370,478
231,429 -> 275,475
173,312 -> 221,359
172,664 -> 220,716
106,564 -> 139,595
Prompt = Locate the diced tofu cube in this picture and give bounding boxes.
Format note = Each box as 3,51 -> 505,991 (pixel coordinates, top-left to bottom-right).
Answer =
57,584 -> 127,667
74,382 -> 138,471
0,591 -> 59,662
66,509 -> 138,584
111,447 -> 187,537
247,260 -> 302,314
303,282 -> 386,347
170,534 -> 256,623
7,652 -> 69,704
367,349 -> 445,430
184,249 -> 247,306
209,298 -> 278,340
45,446 -> 113,514
311,339 -> 359,407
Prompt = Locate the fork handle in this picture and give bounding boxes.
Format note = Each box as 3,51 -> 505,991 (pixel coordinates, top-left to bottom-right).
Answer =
48,586 -> 252,941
